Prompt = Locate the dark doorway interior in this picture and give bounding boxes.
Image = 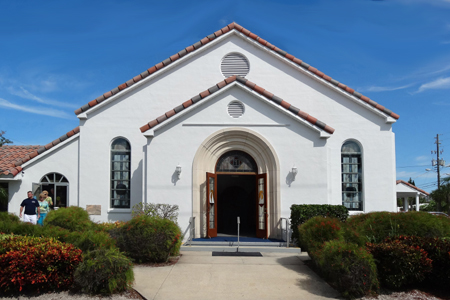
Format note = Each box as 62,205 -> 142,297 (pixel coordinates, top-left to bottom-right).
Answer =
217,174 -> 256,237
0,183 -> 8,212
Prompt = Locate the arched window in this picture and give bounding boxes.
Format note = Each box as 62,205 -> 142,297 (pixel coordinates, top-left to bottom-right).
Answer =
111,138 -> 131,208
341,141 -> 363,210
33,172 -> 69,208
216,150 -> 257,173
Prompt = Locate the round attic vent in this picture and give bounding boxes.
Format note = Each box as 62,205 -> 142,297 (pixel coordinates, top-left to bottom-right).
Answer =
228,101 -> 245,118
221,53 -> 249,78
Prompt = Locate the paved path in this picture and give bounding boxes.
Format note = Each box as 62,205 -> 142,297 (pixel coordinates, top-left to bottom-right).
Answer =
133,251 -> 341,300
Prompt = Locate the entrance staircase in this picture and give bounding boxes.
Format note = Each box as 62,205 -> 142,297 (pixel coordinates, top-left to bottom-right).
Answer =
181,236 -> 301,254
181,217 -> 300,253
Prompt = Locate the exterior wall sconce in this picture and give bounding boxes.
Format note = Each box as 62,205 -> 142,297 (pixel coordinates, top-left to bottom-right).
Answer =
292,166 -> 298,177
176,164 -> 182,180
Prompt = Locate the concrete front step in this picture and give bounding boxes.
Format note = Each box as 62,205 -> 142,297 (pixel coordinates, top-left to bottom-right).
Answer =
186,241 -> 288,247
181,245 -> 301,253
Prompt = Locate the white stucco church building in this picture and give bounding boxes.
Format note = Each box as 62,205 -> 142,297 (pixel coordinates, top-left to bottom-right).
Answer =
1,23 -> 399,239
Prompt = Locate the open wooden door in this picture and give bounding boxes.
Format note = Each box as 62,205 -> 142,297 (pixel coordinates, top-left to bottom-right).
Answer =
206,172 -> 217,238
256,173 -> 268,239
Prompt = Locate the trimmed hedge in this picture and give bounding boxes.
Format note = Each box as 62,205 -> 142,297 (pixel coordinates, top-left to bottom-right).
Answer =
0,235 -> 82,293
367,240 -> 432,289
74,248 -> 134,295
346,211 -> 450,243
313,240 -> 379,299
45,206 -> 93,231
112,215 -> 181,263
0,212 -> 20,224
297,216 -> 343,254
290,204 -> 348,246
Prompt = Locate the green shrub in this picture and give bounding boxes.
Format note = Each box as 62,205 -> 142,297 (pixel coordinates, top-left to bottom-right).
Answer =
74,248 -> 134,295
93,221 -> 126,233
347,211 -> 450,244
113,215 -> 181,263
0,219 -> 44,236
0,235 -> 82,293
0,212 -> 20,224
366,240 -> 432,289
384,236 -> 450,287
131,202 -> 179,222
314,240 -> 379,299
297,216 -> 343,254
290,204 -> 348,246
40,226 -> 116,252
45,206 -> 93,232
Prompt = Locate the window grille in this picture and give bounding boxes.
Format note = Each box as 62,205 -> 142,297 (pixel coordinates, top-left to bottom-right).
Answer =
111,138 -> 131,208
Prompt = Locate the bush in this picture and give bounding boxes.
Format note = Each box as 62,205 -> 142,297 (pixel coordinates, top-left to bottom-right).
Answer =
45,206 -> 93,231
347,211 -> 450,244
0,212 -> 20,224
366,240 -> 432,289
74,248 -> 134,295
384,236 -> 450,287
131,202 -> 179,222
0,219 -> 44,236
93,221 -> 126,233
0,235 -> 82,293
290,204 -> 348,246
297,216 -> 343,254
314,240 -> 379,299
113,215 -> 181,263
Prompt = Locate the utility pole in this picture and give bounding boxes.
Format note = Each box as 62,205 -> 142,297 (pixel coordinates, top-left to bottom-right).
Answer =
432,134 -> 445,211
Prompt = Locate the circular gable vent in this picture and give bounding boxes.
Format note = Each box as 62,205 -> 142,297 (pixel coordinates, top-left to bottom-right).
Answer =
228,101 -> 245,118
221,53 -> 249,78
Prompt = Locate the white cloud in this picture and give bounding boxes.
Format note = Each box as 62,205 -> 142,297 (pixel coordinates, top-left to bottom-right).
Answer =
359,84 -> 414,92
416,77 -> 450,93
415,156 -> 429,162
6,86 -> 77,109
0,98 -> 73,119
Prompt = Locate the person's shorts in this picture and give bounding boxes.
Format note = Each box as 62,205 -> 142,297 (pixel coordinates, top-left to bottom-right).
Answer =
24,214 -> 37,225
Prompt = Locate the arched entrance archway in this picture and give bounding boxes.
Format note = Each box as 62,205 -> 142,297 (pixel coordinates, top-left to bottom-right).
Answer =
192,128 -> 280,239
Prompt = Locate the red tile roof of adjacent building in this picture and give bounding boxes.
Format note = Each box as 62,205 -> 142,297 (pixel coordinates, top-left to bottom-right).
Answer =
140,75 -> 335,134
74,22 -> 400,121
396,180 -> 429,196
0,127 -> 80,178
0,145 -> 41,177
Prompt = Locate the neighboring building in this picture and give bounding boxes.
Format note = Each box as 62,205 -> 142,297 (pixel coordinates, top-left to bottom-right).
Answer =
396,180 -> 429,212
0,23 -> 399,239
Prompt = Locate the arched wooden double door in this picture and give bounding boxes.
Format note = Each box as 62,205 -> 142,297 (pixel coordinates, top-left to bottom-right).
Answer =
206,151 -> 268,239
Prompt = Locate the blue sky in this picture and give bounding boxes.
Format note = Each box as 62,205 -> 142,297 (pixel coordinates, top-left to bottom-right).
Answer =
1,0 -> 450,192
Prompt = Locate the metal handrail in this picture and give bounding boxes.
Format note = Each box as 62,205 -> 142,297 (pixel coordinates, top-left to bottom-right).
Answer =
280,217 -> 290,248
182,216 -> 195,246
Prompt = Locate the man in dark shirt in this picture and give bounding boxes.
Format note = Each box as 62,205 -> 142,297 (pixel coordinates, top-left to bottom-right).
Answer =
19,191 -> 40,224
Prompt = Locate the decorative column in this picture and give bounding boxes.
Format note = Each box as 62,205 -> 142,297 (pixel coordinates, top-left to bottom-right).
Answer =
416,192 -> 420,211
404,197 -> 409,212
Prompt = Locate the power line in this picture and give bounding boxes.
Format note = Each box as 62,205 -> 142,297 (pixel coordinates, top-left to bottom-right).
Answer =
397,165 -> 429,168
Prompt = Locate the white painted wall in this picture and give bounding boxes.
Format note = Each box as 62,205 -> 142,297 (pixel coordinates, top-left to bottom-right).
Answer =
7,136 -> 79,217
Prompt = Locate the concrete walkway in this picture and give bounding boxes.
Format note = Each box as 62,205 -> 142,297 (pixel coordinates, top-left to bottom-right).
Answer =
133,251 -> 341,300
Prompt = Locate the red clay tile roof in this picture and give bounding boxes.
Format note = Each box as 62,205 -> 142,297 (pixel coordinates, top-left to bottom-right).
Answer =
0,145 -> 41,177
74,22 -> 400,121
0,127 -> 80,178
396,180 -> 429,196
139,75 -> 335,135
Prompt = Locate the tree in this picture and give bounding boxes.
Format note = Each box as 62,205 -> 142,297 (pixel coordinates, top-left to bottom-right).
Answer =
408,177 -> 415,186
0,131 -> 12,147
428,177 -> 450,214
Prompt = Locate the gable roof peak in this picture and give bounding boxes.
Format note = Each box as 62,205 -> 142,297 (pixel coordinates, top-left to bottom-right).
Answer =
74,22 -> 399,121
139,75 -> 335,136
